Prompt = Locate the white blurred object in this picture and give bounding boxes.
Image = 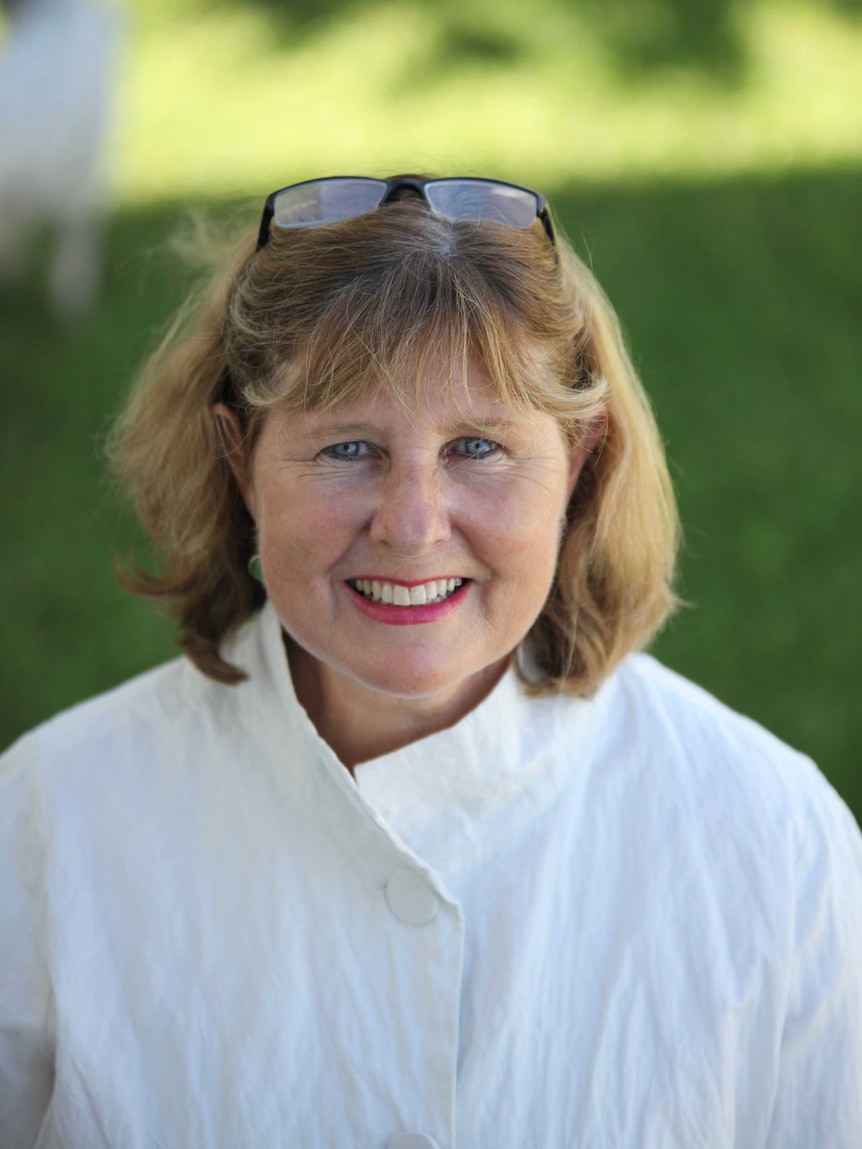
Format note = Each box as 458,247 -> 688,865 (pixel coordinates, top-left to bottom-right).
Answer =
0,0 -> 119,314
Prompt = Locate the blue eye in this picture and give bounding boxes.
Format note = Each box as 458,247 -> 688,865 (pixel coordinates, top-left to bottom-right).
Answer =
452,437 -> 500,459
321,441 -> 372,460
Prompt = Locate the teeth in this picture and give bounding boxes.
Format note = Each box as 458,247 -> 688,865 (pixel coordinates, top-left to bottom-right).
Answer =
351,577 -> 464,605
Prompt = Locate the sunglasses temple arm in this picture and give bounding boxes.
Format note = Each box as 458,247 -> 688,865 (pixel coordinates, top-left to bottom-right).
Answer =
539,206 -> 556,246
256,197 -> 276,251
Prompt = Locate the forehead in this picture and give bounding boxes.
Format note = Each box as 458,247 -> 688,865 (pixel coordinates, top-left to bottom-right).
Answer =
273,360 -> 556,439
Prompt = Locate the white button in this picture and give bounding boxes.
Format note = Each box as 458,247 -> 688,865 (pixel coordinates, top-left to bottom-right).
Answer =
385,868 -> 440,926
388,1133 -> 440,1149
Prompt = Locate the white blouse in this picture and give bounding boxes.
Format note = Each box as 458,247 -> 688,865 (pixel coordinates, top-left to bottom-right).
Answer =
2,601 -> 861,1149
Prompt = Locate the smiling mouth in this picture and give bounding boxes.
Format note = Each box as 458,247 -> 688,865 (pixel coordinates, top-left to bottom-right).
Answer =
347,577 -> 465,606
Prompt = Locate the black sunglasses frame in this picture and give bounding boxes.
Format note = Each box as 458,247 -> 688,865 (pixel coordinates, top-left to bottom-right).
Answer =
255,175 -> 556,251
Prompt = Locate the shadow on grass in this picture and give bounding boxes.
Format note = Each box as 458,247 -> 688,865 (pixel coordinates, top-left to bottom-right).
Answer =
1,164 -> 860,822
195,0 -> 862,87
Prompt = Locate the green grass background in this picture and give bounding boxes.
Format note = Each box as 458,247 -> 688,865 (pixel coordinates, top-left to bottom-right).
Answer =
1,0 -> 860,822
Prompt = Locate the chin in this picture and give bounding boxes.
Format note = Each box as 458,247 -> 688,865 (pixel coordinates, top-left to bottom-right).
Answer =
349,648 -> 507,707
353,663 -> 467,701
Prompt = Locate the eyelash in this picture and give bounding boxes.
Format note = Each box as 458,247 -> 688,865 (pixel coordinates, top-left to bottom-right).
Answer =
449,437 -> 501,460
319,437 -> 503,462
321,441 -> 374,460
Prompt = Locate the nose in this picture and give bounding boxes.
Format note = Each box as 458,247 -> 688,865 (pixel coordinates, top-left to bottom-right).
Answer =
369,459 -> 452,555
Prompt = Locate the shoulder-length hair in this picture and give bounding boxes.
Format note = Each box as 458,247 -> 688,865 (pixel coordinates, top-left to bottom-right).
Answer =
109,184 -> 679,696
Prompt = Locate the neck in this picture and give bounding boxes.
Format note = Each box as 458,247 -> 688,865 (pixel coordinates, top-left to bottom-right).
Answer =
285,638 -> 510,771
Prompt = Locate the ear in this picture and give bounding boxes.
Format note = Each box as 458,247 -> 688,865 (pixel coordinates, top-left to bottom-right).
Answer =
566,412 -> 607,498
212,402 -> 257,520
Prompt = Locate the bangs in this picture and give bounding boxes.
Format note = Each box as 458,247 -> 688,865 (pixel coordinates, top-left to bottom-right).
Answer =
237,210 -> 608,439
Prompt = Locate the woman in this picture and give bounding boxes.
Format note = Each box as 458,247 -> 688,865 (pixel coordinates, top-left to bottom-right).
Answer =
1,175 -> 860,1149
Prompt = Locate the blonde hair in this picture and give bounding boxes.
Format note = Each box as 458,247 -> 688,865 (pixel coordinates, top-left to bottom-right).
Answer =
110,186 -> 679,694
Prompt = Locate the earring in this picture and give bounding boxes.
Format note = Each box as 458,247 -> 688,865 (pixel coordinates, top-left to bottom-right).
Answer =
248,554 -> 264,583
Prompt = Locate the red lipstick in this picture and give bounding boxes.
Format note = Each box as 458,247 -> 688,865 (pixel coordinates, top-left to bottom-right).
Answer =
344,579 -> 470,626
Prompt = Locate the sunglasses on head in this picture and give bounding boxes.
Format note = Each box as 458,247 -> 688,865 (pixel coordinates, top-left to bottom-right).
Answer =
256,175 -> 556,251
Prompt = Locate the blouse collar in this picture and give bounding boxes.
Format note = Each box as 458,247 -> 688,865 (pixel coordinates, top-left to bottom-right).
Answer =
231,600 -> 598,883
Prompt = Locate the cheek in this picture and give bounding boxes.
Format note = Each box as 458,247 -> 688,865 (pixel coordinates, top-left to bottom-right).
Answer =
255,483 -> 364,570
469,483 -> 568,570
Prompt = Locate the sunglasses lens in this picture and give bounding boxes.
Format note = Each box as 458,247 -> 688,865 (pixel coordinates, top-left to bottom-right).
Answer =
425,180 -> 539,229
272,178 -> 388,229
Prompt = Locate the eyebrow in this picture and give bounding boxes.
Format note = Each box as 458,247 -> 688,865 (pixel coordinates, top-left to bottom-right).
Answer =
302,422 -> 378,439
299,416 -> 527,440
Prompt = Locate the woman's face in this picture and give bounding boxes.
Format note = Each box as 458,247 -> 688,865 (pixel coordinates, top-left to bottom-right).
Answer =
235,363 -> 589,719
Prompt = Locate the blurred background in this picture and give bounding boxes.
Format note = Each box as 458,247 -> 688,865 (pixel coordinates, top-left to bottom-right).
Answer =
1,0 -> 860,821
